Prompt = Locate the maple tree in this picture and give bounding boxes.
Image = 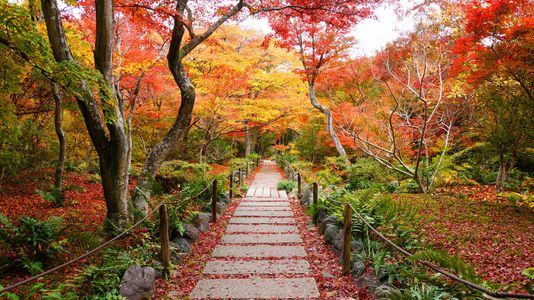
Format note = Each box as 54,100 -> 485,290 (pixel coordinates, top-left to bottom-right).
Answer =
452,0 -> 534,191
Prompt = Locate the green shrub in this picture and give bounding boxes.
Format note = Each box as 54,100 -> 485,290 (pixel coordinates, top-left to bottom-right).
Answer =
157,160 -> 211,193
0,213 -> 65,262
277,180 -> 296,193
347,158 -> 390,190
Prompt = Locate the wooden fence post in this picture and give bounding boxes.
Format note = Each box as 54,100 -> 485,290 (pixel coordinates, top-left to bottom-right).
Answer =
237,168 -> 242,186
211,180 -> 218,222
342,203 -> 353,275
229,172 -> 233,200
159,204 -> 170,276
245,161 -> 249,177
256,156 -> 260,167
297,173 -> 302,198
312,182 -> 318,205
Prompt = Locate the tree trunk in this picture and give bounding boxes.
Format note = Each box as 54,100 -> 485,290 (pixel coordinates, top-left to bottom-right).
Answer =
133,61 -> 196,214
42,0 -> 131,230
245,125 -> 251,156
308,84 -> 347,157
51,83 -> 66,200
85,145 -> 94,172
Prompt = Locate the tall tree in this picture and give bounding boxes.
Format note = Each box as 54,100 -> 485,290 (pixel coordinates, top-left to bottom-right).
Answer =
41,0 -> 131,230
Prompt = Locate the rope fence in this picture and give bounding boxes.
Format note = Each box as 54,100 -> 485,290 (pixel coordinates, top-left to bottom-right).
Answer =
0,159 -> 260,294
284,163 -> 534,299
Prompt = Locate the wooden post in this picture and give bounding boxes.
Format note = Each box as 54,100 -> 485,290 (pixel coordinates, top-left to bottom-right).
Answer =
159,204 -> 170,276
229,172 -> 233,200
256,156 -> 260,167
245,161 -> 249,177
297,173 -> 302,197
237,168 -> 242,186
342,203 -> 353,275
211,180 -> 218,222
312,182 -> 318,205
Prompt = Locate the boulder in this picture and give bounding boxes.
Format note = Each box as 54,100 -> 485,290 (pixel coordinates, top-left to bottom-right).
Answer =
119,265 -> 155,300
192,213 -> 210,232
171,238 -> 192,254
374,284 -> 394,297
324,224 -> 339,244
313,207 -> 328,225
217,202 -> 226,213
351,240 -> 365,254
352,261 -> 366,276
319,214 -> 338,235
181,224 -> 199,242
219,193 -> 231,204
332,231 -> 344,252
300,184 -> 312,205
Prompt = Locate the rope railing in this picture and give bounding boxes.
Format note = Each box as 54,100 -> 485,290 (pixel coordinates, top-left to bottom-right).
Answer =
287,165 -> 534,300
0,159 -> 260,295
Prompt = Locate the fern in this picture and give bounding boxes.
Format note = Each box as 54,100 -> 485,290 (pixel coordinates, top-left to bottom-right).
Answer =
68,232 -> 101,252
409,249 -> 480,284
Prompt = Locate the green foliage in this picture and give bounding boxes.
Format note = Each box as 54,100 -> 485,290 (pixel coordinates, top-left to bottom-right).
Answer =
275,152 -> 297,169
0,213 -> 65,262
277,180 -> 296,193
37,187 -> 65,207
68,231 -> 101,252
383,284 -> 453,300
347,158 -> 391,190
75,248 -> 132,296
409,249 -> 480,283
498,192 -> 534,210
401,179 -> 420,193
157,160 -> 211,193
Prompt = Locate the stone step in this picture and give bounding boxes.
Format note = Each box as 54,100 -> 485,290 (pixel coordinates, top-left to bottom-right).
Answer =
221,233 -> 302,244
234,210 -> 293,217
212,245 -> 307,258
226,224 -> 298,233
235,206 -> 290,211
243,197 -> 287,202
229,217 -> 295,224
203,259 -> 310,275
190,278 -> 319,299
239,201 -> 289,207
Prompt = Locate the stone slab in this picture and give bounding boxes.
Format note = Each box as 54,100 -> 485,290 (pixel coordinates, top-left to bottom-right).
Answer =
239,201 -> 289,207
221,233 -> 302,244
212,245 -> 306,258
203,259 -> 310,275
233,210 -> 293,217
236,206 -> 290,211
279,190 -> 289,200
229,217 -> 295,224
226,224 -> 298,233
190,278 -> 319,299
243,198 -> 287,202
246,188 -> 256,197
262,187 -> 270,197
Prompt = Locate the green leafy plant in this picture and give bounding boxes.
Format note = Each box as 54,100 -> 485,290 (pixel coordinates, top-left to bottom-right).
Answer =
0,213 -> 65,261
277,180 -> 296,193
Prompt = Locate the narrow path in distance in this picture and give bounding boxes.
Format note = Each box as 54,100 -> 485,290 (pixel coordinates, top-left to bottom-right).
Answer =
190,160 -> 320,299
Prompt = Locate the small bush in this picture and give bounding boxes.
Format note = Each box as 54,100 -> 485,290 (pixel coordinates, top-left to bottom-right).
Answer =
347,158 -> 390,190
498,192 -> 534,210
157,160 -> 211,193
277,180 -> 296,193
0,214 -> 65,262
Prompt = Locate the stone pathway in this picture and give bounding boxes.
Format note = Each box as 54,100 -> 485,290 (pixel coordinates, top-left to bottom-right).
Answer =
190,160 -> 319,299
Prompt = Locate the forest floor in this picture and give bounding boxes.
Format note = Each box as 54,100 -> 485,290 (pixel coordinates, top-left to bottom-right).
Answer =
0,169 -> 532,295
398,186 -> 533,293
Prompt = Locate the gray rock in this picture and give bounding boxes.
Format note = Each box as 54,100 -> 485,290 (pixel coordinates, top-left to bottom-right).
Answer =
314,207 -> 328,225
300,184 -> 312,205
353,272 -> 380,289
319,214 -> 338,235
351,240 -> 364,254
171,238 -> 192,254
352,261 -> 366,276
220,192 -> 231,204
182,224 -> 200,242
389,181 -> 400,187
119,265 -> 155,300
324,224 -> 339,244
332,231 -> 344,252
170,253 -> 182,265
217,202 -> 226,213
193,213 -> 211,232
374,284 -> 394,297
